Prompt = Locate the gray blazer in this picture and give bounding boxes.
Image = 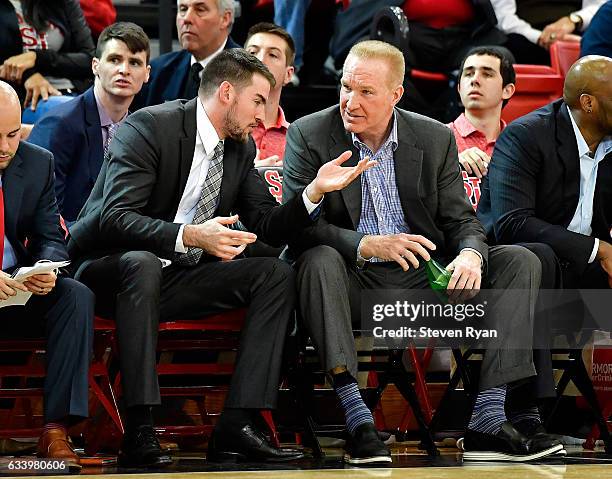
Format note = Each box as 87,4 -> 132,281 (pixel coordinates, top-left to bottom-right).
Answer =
282,105 -> 488,266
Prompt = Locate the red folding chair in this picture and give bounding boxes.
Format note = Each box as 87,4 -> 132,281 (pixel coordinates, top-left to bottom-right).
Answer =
550,41 -> 580,78
502,64 -> 564,124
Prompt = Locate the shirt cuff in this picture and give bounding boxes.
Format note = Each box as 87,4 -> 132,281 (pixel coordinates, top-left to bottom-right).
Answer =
356,236 -> 369,268
302,188 -> 323,215
461,247 -> 484,267
588,238 -> 599,264
175,224 -> 187,253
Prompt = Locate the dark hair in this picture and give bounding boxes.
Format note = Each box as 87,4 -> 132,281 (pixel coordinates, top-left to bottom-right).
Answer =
199,49 -> 276,97
245,22 -> 296,67
96,22 -> 151,62
20,0 -> 59,33
459,46 -> 516,107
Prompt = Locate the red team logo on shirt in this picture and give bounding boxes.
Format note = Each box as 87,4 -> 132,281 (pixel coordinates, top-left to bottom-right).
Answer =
264,170 -> 283,204
15,11 -> 50,50
462,171 -> 481,211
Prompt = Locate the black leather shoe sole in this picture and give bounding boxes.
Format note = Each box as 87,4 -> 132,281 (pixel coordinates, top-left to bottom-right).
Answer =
463,443 -> 563,462
118,452 -> 173,468
343,452 -> 392,465
207,449 -> 305,463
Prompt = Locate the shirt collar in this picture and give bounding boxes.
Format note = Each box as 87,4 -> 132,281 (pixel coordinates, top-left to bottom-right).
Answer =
453,113 -> 506,138
94,88 -> 127,128
190,38 -> 228,71
276,106 -> 290,130
351,110 -> 398,153
567,105 -> 591,158
196,98 -> 222,155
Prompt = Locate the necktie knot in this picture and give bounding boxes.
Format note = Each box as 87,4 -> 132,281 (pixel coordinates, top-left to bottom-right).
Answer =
191,63 -> 204,82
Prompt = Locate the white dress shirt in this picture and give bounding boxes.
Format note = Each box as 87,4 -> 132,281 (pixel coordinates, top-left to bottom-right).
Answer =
491,0 -> 606,44
173,99 -> 321,254
566,106 -> 612,263
190,38 -> 227,73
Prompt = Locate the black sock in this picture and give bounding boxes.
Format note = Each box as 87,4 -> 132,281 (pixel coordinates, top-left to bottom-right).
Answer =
217,408 -> 254,430
126,405 -> 153,431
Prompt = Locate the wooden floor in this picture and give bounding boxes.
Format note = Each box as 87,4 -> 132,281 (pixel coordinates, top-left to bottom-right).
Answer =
3,445 -> 611,479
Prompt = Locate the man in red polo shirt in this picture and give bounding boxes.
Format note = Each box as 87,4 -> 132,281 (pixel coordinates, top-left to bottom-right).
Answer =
245,22 -> 295,168
447,46 -> 516,210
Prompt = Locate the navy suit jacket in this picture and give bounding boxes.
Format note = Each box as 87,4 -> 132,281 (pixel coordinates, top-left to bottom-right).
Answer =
28,87 -> 104,223
2,142 -> 68,267
477,99 -> 612,277
132,37 -> 240,110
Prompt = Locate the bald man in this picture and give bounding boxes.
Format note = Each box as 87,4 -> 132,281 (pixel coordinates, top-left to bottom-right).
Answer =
478,55 -> 612,289
0,81 -> 94,464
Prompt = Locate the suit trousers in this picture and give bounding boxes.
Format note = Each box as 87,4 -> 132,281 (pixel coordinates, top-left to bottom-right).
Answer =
0,277 -> 94,422
78,251 -> 295,409
295,244 -> 541,391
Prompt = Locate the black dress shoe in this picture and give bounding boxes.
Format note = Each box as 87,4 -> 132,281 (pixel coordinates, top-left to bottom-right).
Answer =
344,423 -> 392,465
207,424 -> 304,463
514,421 -> 566,456
463,421 -> 563,462
118,425 -> 173,468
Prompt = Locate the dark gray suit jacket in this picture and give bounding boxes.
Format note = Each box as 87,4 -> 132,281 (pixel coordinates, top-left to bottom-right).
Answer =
283,106 -> 488,266
69,98 -> 313,260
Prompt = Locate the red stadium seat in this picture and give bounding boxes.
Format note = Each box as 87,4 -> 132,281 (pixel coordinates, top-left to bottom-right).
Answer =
550,40 -> 581,77
501,64 -> 564,124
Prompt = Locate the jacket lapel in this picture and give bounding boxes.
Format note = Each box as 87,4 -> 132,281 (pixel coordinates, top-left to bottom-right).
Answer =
330,115 -> 362,229
2,148 -> 25,253
393,112 -> 423,227
83,88 -> 104,182
556,103 -> 581,219
178,98 -> 198,204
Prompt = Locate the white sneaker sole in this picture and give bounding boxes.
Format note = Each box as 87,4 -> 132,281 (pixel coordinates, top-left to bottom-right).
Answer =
343,454 -> 393,465
463,443 -> 564,462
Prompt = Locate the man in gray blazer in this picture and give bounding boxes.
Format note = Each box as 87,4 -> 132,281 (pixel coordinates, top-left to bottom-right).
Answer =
283,40 -> 562,464
68,49 -> 373,467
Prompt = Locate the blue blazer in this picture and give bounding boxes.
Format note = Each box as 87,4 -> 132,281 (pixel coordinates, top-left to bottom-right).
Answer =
28,87 -> 103,223
132,37 -> 240,110
3,141 -> 68,266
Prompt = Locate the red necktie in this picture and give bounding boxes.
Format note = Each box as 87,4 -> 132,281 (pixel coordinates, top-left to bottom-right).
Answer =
0,186 -> 4,270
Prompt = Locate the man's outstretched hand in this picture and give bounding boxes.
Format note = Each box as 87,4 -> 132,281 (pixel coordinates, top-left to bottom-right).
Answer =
305,151 -> 377,203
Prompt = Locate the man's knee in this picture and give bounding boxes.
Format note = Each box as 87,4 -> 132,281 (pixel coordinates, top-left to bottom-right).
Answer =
296,245 -> 345,275
118,251 -> 163,290
51,277 -> 95,328
494,244 -> 542,284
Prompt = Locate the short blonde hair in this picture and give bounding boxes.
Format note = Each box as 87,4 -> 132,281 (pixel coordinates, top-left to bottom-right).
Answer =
345,40 -> 405,89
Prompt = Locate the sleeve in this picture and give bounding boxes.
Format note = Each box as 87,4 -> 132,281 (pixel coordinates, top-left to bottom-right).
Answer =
28,150 -> 70,262
282,121 -> 365,263
575,0 -> 607,29
490,123 -> 595,275
490,0 -> 542,44
98,111 -> 182,259
27,114 -> 75,216
32,0 -> 95,80
434,128 -> 489,264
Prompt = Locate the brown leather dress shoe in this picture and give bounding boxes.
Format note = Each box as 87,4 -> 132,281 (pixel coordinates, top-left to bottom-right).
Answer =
37,427 -> 80,464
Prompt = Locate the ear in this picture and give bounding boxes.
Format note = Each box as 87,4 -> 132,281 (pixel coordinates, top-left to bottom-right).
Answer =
283,65 -> 295,87
220,9 -> 232,30
502,82 -> 515,101
91,57 -> 100,77
217,80 -> 234,105
391,85 -> 404,106
143,64 -> 151,84
579,93 -> 595,113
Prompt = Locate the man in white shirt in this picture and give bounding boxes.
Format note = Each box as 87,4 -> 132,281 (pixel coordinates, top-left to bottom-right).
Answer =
491,0 -> 606,64
134,0 -> 240,109
68,49 -> 374,467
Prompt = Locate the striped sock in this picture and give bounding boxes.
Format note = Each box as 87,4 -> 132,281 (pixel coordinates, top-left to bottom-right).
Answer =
508,405 -> 541,429
467,385 -> 507,435
333,372 -> 374,435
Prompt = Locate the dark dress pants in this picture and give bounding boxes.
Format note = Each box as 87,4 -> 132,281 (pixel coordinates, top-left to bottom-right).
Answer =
295,244 -> 541,391
0,277 -> 94,422
78,251 -> 295,410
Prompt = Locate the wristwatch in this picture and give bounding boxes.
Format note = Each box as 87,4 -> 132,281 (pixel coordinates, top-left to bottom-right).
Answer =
569,12 -> 583,33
